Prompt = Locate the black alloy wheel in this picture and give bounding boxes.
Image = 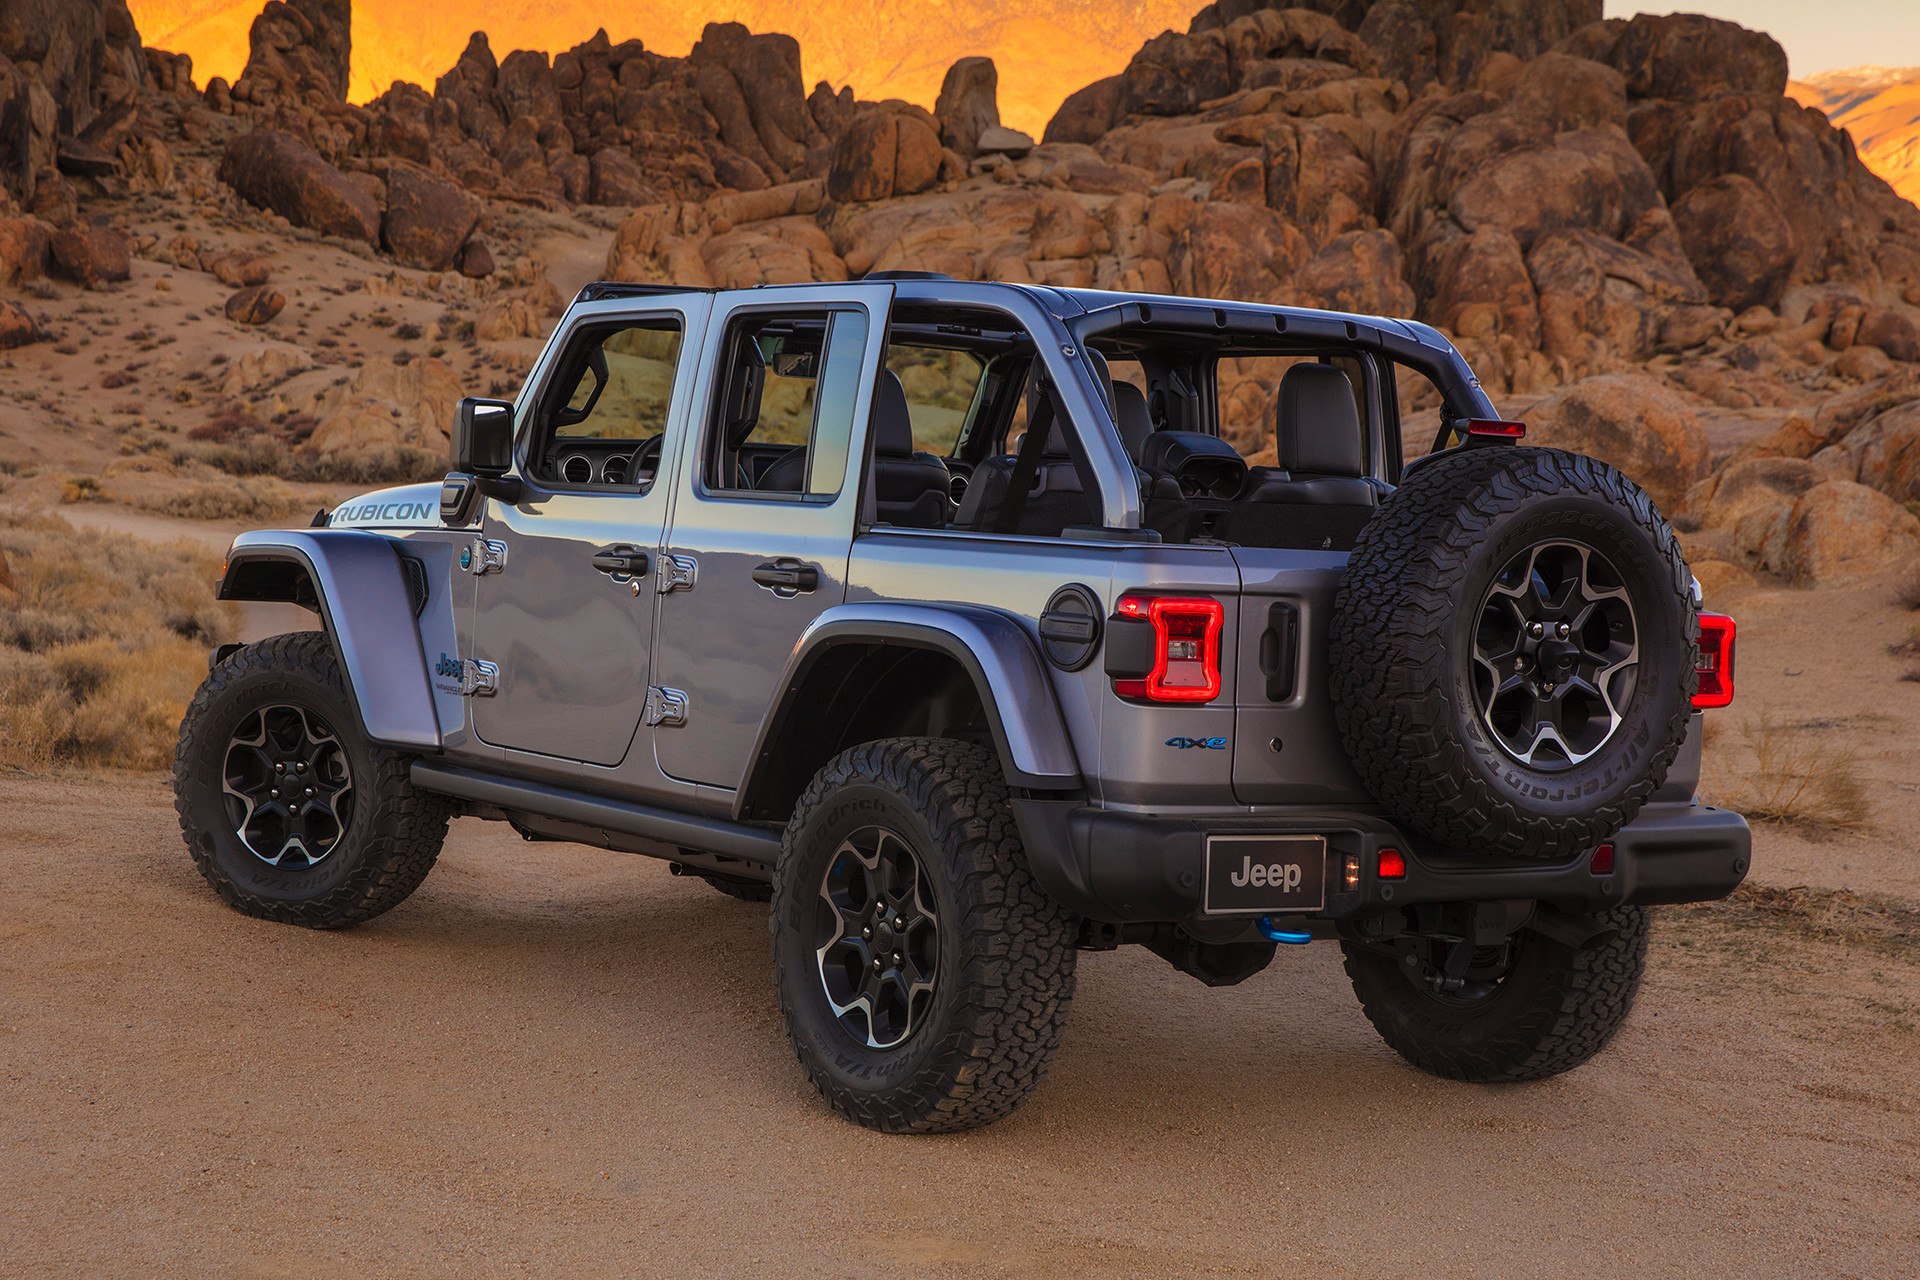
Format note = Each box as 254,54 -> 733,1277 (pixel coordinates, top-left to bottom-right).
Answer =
1471,540 -> 1639,770
222,704 -> 355,868
813,826 -> 940,1050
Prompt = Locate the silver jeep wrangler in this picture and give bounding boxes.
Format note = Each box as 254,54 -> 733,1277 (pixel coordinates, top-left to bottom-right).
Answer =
178,276 -> 1748,1132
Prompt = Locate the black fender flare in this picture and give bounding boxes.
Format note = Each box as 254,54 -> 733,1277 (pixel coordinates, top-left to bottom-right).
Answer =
733,602 -> 1083,820
217,529 -> 444,750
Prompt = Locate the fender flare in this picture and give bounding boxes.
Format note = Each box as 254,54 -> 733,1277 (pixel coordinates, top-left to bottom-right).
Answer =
734,602 -> 1083,819
217,529 -> 442,750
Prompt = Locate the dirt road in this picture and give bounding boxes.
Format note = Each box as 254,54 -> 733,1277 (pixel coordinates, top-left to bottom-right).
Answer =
3,768 -> 1917,1280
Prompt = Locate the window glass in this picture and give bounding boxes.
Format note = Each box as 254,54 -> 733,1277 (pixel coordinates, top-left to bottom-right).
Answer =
708,310 -> 867,497
884,344 -> 985,456
553,322 -> 681,440
1217,353 -> 1367,467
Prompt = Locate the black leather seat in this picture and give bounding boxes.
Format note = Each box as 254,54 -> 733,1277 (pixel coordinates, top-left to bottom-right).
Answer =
1111,381 -> 1154,462
955,419 -> 1096,536
1232,362 -> 1387,550
868,370 -> 952,527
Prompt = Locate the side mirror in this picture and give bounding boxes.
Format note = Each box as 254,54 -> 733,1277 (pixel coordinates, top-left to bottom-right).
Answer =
452,397 -> 515,477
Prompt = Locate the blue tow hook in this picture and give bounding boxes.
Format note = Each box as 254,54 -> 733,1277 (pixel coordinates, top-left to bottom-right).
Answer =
1257,916 -> 1313,944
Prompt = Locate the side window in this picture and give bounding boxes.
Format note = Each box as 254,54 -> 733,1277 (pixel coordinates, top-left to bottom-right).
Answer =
536,318 -> 682,489
1217,353 -> 1369,469
707,309 -> 869,497
884,344 -> 986,457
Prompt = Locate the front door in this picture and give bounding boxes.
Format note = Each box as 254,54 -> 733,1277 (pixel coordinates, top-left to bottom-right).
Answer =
471,298 -> 709,766
650,285 -> 890,789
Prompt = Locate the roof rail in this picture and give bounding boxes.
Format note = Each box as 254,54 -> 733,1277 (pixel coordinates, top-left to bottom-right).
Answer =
860,270 -> 956,281
573,281 -> 714,303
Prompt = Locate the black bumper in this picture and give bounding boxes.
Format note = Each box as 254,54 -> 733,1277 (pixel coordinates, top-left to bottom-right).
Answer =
1011,798 -> 1751,926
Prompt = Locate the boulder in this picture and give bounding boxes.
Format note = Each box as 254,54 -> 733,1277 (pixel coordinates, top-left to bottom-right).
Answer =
496,49 -> 562,125
1857,308 -> 1920,363
1423,224 -> 1539,346
826,111 -> 942,203
205,249 -> 271,287
975,126 -> 1035,158
230,0 -> 351,109
690,23 -> 813,175
590,147 -> 652,206
225,285 -> 286,324
1772,481 -> 1920,583
1606,13 -> 1788,101
457,237 -> 494,278
1835,344 -> 1895,382
303,357 -> 465,456
0,216 -> 53,286
382,163 -> 482,271
1849,400 -> 1920,504
1043,75 -> 1123,146
1286,229 -> 1415,317
49,221 -> 131,286
1669,174 -> 1795,313
935,57 -> 999,159
1523,373 -> 1710,513
218,129 -> 380,245
0,299 -> 40,348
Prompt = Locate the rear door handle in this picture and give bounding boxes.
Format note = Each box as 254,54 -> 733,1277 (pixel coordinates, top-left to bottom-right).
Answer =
752,559 -> 819,595
591,545 -> 649,577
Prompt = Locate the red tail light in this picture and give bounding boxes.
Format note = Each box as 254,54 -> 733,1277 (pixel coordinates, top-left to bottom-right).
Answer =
1466,418 -> 1526,439
1112,595 -> 1224,702
1693,613 -> 1736,709
1590,843 -> 1615,875
1377,848 -> 1406,879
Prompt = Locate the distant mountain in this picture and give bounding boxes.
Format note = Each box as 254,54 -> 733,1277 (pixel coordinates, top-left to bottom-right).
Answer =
1789,66 -> 1920,207
125,0 -> 1201,137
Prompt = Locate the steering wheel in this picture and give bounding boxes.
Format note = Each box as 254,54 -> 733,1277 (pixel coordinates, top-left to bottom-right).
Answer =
631,434 -> 663,477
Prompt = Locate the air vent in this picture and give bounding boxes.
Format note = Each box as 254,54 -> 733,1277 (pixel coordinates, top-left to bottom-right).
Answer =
601,454 -> 628,486
561,454 -> 592,485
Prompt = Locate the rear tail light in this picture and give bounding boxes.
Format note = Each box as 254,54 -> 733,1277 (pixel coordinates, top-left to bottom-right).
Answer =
1376,848 -> 1406,879
1111,594 -> 1224,702
1693,613 -> 1736,708
1465,418 -> 1526,439
1590,843 -> 1615,875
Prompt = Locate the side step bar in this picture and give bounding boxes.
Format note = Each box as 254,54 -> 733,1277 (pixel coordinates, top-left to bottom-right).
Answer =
410,761 -> 782,865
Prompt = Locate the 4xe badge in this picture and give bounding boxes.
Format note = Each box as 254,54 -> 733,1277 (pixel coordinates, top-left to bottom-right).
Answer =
1166,736 -> 1227,750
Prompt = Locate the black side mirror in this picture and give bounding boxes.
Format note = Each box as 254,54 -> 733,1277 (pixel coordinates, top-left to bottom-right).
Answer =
452,397 -> 515,476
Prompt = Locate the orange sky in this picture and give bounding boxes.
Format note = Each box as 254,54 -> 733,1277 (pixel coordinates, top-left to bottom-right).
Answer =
126,1 -> 1200,138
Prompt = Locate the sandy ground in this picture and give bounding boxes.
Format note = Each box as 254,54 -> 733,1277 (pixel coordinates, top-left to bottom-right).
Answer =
4,570 -> 1920,1278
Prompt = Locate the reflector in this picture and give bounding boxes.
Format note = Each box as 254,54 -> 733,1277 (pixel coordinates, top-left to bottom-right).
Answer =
1377,848 -> 1406,879
1590,843 -> 1615,875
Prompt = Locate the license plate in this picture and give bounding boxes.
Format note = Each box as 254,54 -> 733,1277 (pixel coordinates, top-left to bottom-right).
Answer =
1203,835 -> 1327,915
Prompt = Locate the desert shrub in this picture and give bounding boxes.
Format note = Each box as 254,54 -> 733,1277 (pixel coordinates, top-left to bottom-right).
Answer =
130,474 -> 310,522
285,446 -> 443,485
1714,713 -> 1869,831
0,511 -> 236,769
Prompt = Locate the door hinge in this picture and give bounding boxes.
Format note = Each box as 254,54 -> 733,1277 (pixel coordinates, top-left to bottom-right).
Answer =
657,553 -> 697,594
460,658 -> 499,697
461,538 -> 508,575
644,686 -> 689,727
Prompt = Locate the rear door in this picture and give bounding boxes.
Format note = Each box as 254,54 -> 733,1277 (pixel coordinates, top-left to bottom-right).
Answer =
649,284 -> 891,791
470,298 -> 709,766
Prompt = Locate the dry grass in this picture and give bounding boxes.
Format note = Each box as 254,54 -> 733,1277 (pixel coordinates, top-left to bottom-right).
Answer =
1669,883 -> 1920,961
0,511 -> 235,769
1712,713 -> 1871,830
1895,562 -> 1920,611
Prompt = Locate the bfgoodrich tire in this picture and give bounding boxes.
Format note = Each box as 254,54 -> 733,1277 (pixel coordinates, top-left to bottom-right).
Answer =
1330,447 -> 1696,861
1342,906 -> 1650,1082
771,738 -> 1077,1133
173,632 -> 449,929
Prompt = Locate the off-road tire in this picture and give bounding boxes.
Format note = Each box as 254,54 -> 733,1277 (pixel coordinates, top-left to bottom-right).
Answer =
702,872 -> 773,903
1330,447 -> 1696,861
771,738 -> 1077,1133
174,632 -> 449,929
1342,906 -> 1649,1081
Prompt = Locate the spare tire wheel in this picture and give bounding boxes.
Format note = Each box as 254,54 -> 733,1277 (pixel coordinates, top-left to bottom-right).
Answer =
1329,447 -> 1697,861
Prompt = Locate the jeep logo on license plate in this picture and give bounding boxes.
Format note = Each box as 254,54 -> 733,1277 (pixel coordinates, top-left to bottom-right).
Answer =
1203,835 -> 1327,915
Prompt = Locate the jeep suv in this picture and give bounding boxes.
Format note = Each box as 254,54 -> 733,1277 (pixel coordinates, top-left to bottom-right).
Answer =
177,277 -> 1748,1132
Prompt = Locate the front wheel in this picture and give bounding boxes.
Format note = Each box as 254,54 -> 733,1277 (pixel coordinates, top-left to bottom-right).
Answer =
1342,905 -> 1649,1082
173,632 -> 449,929
770,738 -> 1078,1133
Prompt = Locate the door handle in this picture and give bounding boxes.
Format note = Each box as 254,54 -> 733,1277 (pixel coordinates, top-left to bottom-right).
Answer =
752,559 -> 819,594
591,546 -> 649,577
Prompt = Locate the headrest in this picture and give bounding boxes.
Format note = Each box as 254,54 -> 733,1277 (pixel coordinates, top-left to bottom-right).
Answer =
1140,430 -> 1247,499
872,369 -> 914,457
1277,363 -> 1363,477
1111,381 -> 1153,461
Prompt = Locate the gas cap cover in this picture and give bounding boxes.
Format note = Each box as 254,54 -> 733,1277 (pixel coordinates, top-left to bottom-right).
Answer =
1038,584 -> 1103,671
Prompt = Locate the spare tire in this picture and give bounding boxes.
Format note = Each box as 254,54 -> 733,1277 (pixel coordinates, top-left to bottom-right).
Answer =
1329,447 -> 1696,861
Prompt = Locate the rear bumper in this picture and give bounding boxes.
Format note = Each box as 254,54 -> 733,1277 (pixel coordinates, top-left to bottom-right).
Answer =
1011,798 -> 1751,925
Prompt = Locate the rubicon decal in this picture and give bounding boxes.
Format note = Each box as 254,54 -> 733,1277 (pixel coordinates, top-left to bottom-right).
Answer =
333,499 -> 437,524
1166,736 -> 1227,750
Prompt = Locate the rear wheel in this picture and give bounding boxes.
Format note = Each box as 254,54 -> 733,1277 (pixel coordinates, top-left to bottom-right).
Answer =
770,738 -> 1077,1133
1342,906 -> 1649,1082
173,632 -> 449,929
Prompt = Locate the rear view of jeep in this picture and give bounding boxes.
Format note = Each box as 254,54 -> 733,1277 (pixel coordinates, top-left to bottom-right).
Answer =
178,278 -> 1748,1134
